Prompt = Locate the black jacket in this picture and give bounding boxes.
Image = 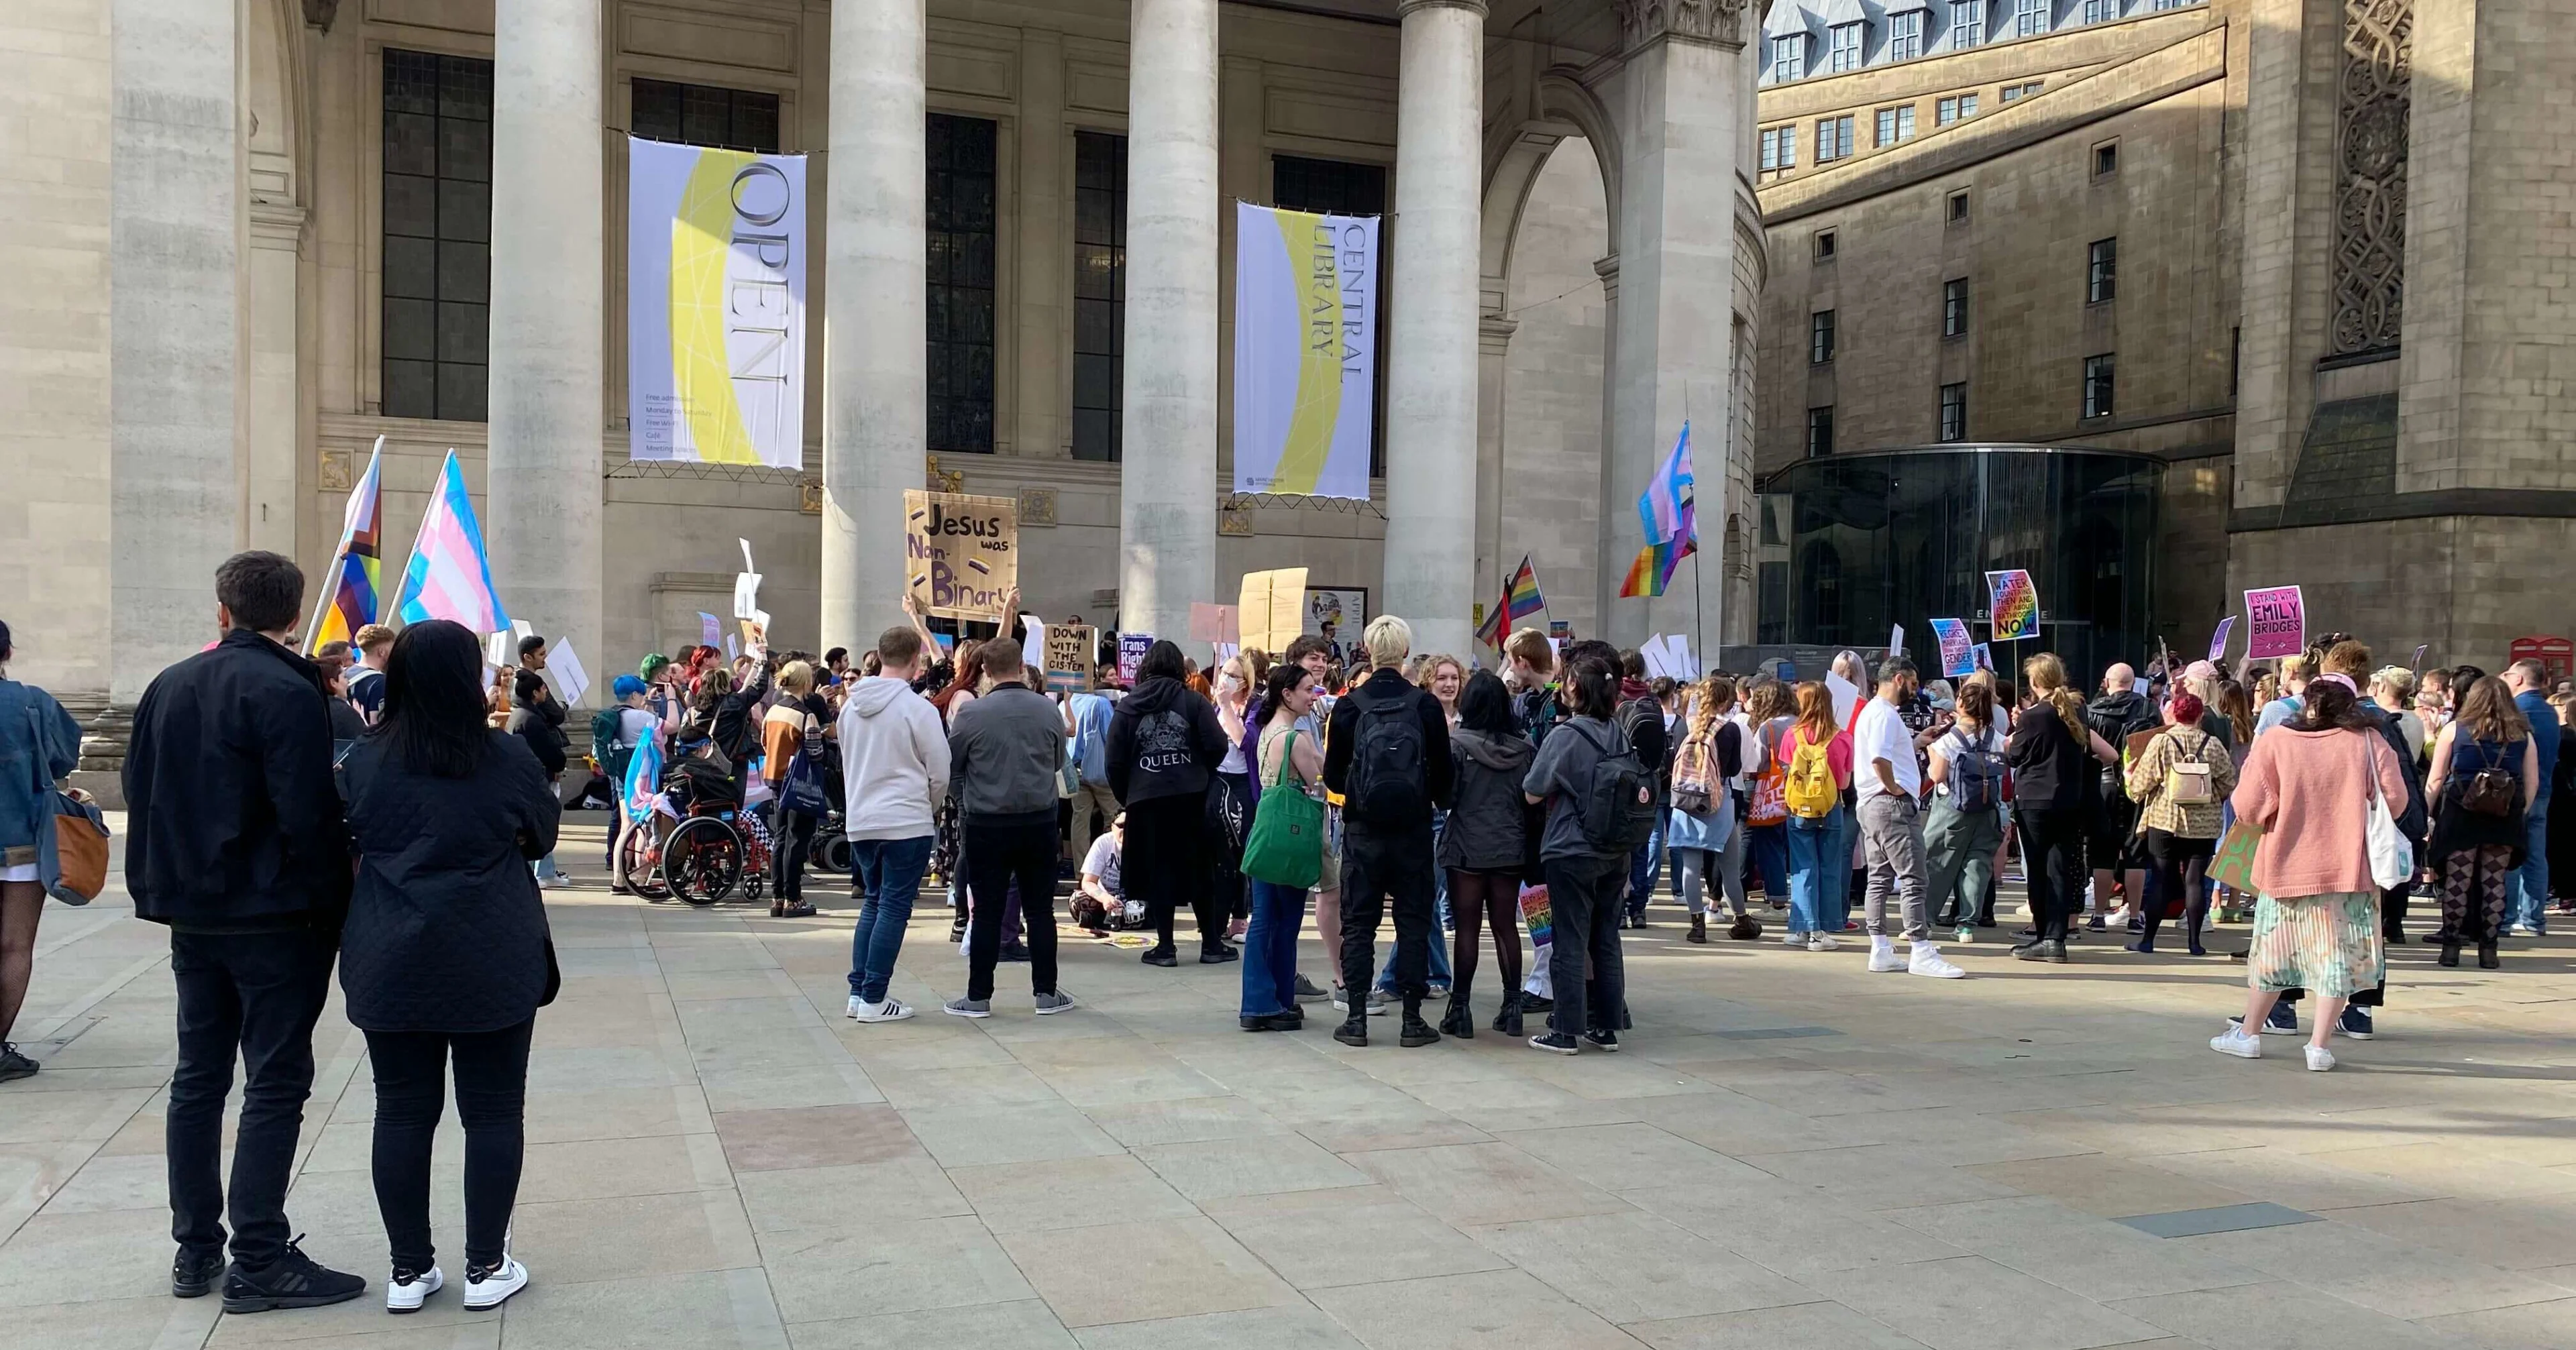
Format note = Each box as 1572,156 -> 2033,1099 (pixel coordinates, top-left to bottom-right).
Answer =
1323,669 -> 1457,829
123,629 -> 352,932
2084,689 -> 2161,801
2006,704 -> 2090,812
1106,676 -> 1228,805
338,730 -> 560,1033
1440,727 -> 1534,874
507,695 -> 569,779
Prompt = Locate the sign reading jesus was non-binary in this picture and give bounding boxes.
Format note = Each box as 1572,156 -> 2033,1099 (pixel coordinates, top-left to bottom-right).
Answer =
904,490 -> 1017,622
1232,201 -> 1378,501
627,137 -> 808,468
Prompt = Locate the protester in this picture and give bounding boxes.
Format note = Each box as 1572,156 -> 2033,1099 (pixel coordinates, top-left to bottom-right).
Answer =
337,619 -> 557,1313
600,675 -> 656,890
1706,675 -> 1766,938
1925,679 -> 2006,935
2372,667 -> 2426,762
2425,675 -> 2540,969
1424,653 -> 1466,725
1240,663 -> 1326,1031
1519,655 -> 1639,1054
1277,634 -> 1347,1006
2210,672 -> 2409,1070
345,624 -> 394,722
506,669 -> 571,889
1439,670 -> 1534,1036
2502,659 -> 2563,936
1065,673 -> 1122,862
1210,654 -> 1256,941
1501,626 -> 1560,743
125,552 -> 362,1309
1666,674 -> 1753,944
1073,811 -> 1132,935
838,625 -> 951,1024
313,643 -> 370,743
1615,650 -> 1674,930
1743,679 -> 1793,909
2084,663 -> 2161,931
942,642 -> 1075,1018
1778,681 -> 1851,950
2008,653 -> 2116,963
1853,657 -> 1965,978
2124,690 -> 2236,954
1322,616 -> 1455,1048
761,661 -> 825,916
0,620 -> 80,1085
1108,640 -> 1232,966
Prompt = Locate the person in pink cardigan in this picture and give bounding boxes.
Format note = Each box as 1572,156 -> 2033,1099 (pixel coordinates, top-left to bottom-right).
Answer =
2210,673 -> 2410,1070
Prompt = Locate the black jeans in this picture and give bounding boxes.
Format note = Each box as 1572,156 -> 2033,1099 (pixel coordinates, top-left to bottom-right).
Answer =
2017,805 -> 2087,942
965,821 -> 1061,1001
1124,793 -> 1218,954
2142,828 -> 2215,948
168,927 -> 337,1268
366,1018 -> 535,1272
1340,822 -> 1438,1007
773,807 -> 819,900
1542,852 -> 1627,1039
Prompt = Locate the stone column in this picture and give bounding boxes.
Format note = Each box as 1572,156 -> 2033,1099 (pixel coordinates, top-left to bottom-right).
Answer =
821,0 -> 926,654
1118,0 -> 1221,644
110,0 -> 246,704
1380,0 -> 1485,657
486,0 -> 603,697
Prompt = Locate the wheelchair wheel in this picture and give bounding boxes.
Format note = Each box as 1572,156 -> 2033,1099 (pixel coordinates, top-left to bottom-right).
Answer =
616,820 -> 668,899
665,816 -> 743,905
815,831 -> 852,876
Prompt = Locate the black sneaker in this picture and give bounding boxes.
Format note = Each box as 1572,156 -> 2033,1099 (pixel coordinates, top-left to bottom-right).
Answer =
999,942 -> 1031,963
1527,1031 -> 1580,1055
1199,944 -> 1240,964
0,1042 -> 36,1083
1582,1029 -> 1620,1052
221,1237 -> 366,1312
1334,1016 -> 1368,1048
171,1245 -> 224,1298
1140,947 -> 1179,968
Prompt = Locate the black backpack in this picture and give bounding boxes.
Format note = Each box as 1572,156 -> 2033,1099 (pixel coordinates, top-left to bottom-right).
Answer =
1569,722 -> 1658,853
1344,687 -> 1428,826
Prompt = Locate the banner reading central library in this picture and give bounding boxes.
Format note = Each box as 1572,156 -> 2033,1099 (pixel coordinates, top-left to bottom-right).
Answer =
627,137 -> 808,468
1232,201 -> 1377,501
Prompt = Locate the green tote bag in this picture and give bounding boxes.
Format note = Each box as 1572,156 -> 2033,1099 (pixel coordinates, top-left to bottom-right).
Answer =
1241,729 -> 1324,890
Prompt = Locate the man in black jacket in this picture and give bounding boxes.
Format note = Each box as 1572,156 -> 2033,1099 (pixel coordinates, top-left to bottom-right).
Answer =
123,551 -> 364,1311
2083,664 -> 2162,930
1323,615 -> 1456,1048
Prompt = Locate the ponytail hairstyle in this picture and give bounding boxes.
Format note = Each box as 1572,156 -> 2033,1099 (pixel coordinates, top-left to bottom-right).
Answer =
2023,652 -> 2088,741
1954,679 -> 1994,731
2294,674 -> 2373,732
1563,657 -> 1617,719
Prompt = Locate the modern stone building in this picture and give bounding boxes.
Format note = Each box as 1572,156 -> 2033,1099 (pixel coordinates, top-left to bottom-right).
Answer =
0,0 -> 1766,740
1748,0 -> 2576,667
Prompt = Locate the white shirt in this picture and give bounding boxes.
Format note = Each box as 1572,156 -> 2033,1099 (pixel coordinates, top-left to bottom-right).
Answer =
1852,695 -> 1921,802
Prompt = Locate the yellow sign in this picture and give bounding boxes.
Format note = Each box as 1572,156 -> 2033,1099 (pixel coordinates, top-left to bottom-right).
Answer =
1236,567 -> 1308,656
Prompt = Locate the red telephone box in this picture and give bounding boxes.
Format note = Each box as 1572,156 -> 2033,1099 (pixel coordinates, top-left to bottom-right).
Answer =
2508,636 -> 2573,685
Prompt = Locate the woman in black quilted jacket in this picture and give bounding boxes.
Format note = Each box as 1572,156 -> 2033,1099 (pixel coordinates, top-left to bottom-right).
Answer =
339,618 -> 559,1313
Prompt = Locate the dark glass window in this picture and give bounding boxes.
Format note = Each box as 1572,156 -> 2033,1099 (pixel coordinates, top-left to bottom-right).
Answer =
2088,237 -> 2118,303
2094,141 -> 2120,176
1810,310 -> 1837,364
928,113 -> 998,454
631,78 -> 782,154
1072,131 -> 1126,463
1942,278 -> 1969,336
2083,353 -> 2116,418
1939,383 -> 1968,441
1807,406 -> 1835,457
1273,155 -> 1389,476
1948,189 -> 1971,223
382,50 -> 492,422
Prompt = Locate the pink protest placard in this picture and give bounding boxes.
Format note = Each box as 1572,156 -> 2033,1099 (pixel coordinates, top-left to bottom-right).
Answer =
2243,586 -> 2306,660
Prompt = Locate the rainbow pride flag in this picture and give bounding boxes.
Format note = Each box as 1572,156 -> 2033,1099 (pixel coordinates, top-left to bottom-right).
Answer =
1478,555 -> 1546,649
395,450 -> 513,634
304,437 -> 383,654
1618,423 -> 1696,598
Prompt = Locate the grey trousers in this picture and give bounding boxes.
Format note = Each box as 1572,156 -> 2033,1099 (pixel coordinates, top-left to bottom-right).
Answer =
1859,793 -> 1933,942
1924,799 -> 2004,923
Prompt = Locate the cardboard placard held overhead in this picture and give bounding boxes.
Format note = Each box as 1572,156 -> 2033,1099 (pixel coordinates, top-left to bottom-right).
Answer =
543,640 -> 592,708
1236,568 -> 1307,655
904,490 -> 1018,622
1117,632 -> 1155,685
1189,603 -> 1240,644
1044,624 -> 1097,694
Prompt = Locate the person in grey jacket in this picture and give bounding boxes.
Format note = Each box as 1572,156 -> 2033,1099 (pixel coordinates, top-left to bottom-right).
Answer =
1438,671 -> 1536,1038
942,641 -> 1075,1018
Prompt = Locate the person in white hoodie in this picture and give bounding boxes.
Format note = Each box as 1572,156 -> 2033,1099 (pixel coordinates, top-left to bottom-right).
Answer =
837,626 -> 951,1023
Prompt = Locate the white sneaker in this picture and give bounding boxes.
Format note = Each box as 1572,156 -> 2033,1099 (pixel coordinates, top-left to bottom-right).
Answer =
2304,1044 -> 2336,1072
386,1265 -> 442,1314
1866,937 -> 1905,972
462,1256 -> 528,1310
1908,942 -> 1966,979
1807,932 -> 1839,952
1782,931 -> 1805,948
849,997 -> 914,1023
2208,1027 -> 2263,1060
537,873 -> 568,890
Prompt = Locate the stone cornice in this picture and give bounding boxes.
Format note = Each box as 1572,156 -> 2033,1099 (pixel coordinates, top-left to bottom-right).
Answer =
1614,0 -> 1752,54
1395,0 -> 1489,16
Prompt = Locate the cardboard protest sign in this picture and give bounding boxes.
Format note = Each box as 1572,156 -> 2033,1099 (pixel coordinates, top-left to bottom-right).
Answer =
2244,585 -> 2305,659
543,639 -> 592,708
1888,623 -> 1905,659
1236,569 -> 1306,654
1929,619 -> 1974,677
1117,632 -> 1155,685
1045,624 -> 1097,694
2207,616 -> 2236,664
904,490 -> 1018,622
1189,603 -> 1240,644
698,612 -> 722,648
1972,642 -> 1992,672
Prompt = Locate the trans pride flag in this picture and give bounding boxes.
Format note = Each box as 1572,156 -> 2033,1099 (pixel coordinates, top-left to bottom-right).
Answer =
304,437 -> 383,655
1618,423 -> 1696,598
395,450 -> 513,634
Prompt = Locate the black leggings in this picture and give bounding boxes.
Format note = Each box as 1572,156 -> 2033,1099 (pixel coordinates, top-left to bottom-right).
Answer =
366,1019 -> 535,1272
2142,828 -> 2214,948
1447,869 -> 1523,996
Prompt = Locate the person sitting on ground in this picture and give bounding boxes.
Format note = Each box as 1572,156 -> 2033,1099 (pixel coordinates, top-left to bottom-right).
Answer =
1073,812 -> 1134,935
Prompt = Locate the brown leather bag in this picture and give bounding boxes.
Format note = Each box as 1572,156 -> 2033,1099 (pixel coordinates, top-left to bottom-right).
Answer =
48,791 -> 109,904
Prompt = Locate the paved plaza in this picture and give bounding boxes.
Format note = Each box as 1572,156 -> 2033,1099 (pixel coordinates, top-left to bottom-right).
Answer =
7,818 -> 2576,1350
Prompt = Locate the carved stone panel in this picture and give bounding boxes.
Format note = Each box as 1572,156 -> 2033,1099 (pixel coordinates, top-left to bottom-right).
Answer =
2330,0 -> 2411,356
1613,0 -> 1752,51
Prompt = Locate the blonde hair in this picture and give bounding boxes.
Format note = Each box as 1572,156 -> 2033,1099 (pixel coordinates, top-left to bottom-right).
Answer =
1420,653 -> 1466,691
777,661 -> 815,695
1503,626 -> 1552,670
1362,614 -> 1413,668
2023,652 -> 2088,740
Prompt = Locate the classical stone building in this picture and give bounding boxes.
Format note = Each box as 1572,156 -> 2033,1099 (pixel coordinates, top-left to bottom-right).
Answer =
0,0 -> 1766,745
1747,0 -> 2576,667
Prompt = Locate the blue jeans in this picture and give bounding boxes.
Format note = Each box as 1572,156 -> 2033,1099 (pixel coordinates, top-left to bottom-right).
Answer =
1749,823 -> 1789,901
1786,808 -> 1843,936
1241,879 -> 1309,1017
2513,798 -> 2552,932
849,834 -> 934,1001
1825,807 -> 1858,932
1624,822 -> 1665,919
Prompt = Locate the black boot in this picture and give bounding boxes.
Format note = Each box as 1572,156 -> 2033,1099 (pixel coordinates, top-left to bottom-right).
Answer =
2438,940 -> 2461,968
1399,998 -> 1441,1048
2479,939 -> 2501,970
1492,990 -> 1523,1037
1334,1011 -> 1368,1047
1687,913 -> 1708,944
1439,989 -> 1474,1039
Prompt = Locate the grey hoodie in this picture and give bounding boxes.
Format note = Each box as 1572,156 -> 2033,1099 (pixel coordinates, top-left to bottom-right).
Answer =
947,683 -> 1069,826
1440,726 -> 1537,873
835,676 -> 951,840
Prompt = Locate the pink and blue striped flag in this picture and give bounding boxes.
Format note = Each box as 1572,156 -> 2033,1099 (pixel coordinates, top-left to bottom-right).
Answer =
1618,422 -> 1697,599
394,449 -> 513,634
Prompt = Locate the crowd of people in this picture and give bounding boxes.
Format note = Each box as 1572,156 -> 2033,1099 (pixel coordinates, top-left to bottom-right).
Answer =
0,547 -> 2572,1316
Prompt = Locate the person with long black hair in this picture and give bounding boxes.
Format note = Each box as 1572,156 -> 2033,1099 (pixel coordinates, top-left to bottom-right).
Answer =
1519,656 -> 1631,1054
1440,670 -> 1534,1036
339,618 -> 561,1313
1108,640 -> 1232,965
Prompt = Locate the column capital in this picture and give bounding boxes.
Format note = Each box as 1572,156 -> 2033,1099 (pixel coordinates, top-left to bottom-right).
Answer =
1397,0 -> 1489,17
1479,313 -> 1518,355
1593,252 -> 1621,300
1613,0 -> 1752,54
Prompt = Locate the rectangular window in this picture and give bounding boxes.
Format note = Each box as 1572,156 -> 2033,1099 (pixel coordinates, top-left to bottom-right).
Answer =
1274,154 -> 1390,476
631,78 -> 782,154
1828,22 -> 1864,72
1942,277 -> 1970,336
2013,0 -> 2049,37
1771,34 -> 1807,82
2088,237 -> 2118,302
1815,115 -> 1856,163
1813,229 -> 1838,260
1760,125 -> 1799,173
2084,0 -> 2120,21
927,113 -> 998,455
2153,0 -> 2200,9
1951,0 -> 1986,47
1806,406 -> 1835,458
1875,105 -> 1917,146
1888,10 -> 1926,59
1947,188 -> 1972,223
1939,383 -> 1968,441
381,50 -> 492,422
1071,131 -> 1126,463
2000,80 -> 2044,103
1810,309 -> 1837,364
2083,353 -> 2116,418
1936,93 -> 1980,125
2094,141 -> 2120,176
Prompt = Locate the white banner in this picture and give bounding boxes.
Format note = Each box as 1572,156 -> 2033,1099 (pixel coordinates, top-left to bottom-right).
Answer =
1232,201 -> 1377,500
627,137 -> 807,467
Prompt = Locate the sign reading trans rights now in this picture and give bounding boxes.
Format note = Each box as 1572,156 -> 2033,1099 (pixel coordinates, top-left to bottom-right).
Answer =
1232,201 -> 1378,501
627,137 -> 808,469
